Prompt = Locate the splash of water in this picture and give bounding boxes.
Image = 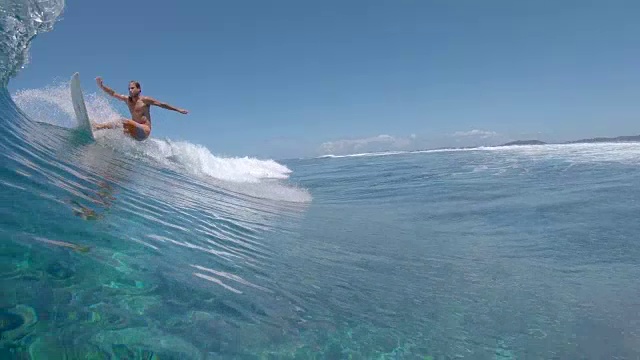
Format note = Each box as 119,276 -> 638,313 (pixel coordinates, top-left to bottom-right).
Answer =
13,81 -> 121,128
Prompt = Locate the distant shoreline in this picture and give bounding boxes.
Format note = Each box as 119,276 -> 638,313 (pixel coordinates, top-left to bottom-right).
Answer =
498,134 -> 640,147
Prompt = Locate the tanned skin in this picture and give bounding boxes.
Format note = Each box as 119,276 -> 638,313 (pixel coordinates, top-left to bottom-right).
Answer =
93,77 -> 188,141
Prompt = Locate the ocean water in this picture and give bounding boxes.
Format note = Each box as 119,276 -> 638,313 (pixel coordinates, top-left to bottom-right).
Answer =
2,2 -> 640,360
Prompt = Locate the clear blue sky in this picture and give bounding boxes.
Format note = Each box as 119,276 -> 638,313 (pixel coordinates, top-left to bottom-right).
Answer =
8,0 -> 640,158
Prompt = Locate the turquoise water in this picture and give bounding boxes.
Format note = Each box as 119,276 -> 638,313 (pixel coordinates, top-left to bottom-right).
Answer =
2,1 -> 640,359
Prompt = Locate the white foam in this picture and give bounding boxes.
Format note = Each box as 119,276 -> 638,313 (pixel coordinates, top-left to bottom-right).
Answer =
319,150 -> 412,159
131,137 -> 293,183
318,142 -> 640,164
480,142 -> 640,164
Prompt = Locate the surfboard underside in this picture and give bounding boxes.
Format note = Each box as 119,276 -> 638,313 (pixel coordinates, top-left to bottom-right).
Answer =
70,72 -> 95,141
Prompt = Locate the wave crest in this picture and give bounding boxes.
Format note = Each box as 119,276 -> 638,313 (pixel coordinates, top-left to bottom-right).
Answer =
0,0 -> 65,85
147,139 -> 292,182
12,82 -> 296,185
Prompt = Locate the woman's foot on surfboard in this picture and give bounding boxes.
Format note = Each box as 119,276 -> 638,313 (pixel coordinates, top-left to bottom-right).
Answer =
92,121 -> 118,131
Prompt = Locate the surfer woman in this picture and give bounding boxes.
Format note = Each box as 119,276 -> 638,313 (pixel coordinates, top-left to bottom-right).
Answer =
93,77 -> 188,141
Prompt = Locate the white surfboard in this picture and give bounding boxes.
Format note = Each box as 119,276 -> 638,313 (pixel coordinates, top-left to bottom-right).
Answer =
70,72 -> 95,141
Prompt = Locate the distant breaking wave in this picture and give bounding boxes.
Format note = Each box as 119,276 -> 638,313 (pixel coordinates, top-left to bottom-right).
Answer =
317,142 -> 640,164
317,148 -> 475,159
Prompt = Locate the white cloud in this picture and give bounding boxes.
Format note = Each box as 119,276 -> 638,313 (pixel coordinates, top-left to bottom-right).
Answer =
319,134 -> 417,155
452,129 -> 498,138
